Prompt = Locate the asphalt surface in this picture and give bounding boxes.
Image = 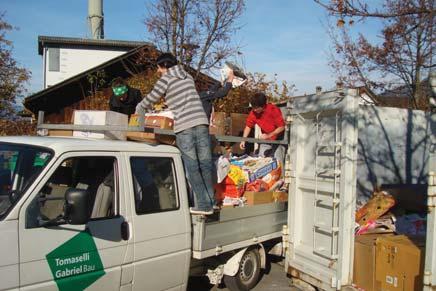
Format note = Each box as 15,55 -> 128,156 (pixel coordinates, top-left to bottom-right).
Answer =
187,256 -> 299,291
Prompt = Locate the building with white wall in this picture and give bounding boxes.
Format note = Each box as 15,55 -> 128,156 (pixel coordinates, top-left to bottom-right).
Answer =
38,36 -> 147,88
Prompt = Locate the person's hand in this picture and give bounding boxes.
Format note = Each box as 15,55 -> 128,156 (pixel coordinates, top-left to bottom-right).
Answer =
227,69 -> 234,83
259,133 -> 270,139
239,141 -> 246,150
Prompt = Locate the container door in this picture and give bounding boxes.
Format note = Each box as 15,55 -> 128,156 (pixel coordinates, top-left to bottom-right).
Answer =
424,127 -> 436,290
286,89 -> 359,290
18,152 -> 130,291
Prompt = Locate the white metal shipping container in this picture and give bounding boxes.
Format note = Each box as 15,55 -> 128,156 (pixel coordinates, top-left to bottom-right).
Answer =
285,89 -> 435,290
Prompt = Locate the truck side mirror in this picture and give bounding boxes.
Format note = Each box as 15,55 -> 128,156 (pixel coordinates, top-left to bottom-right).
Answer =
64,188 -> 91,225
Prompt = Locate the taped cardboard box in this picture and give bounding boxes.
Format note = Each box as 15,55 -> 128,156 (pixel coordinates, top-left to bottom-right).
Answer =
127,114 -> 175,145
244,191 -> 287,205
73,110 -> 128,140
375,235 -> 425,291
353,234 -> 393,291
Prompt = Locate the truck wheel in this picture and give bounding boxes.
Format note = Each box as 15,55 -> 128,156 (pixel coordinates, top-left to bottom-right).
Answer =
223,248 -> 261,291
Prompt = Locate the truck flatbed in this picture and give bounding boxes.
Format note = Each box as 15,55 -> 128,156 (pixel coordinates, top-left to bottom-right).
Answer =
192,202 -> 287,259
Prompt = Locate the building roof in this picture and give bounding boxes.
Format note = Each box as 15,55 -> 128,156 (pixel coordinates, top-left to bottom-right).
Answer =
24,44 -> 219,115
38,35 -> 149,55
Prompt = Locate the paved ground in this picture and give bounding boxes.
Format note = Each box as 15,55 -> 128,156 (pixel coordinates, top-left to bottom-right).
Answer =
188,256 -> 300,291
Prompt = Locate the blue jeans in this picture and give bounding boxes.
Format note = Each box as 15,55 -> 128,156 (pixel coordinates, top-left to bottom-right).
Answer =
176,125 -> 215,210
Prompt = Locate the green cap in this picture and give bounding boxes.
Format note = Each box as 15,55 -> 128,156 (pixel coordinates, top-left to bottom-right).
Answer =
112,85 -> 128,96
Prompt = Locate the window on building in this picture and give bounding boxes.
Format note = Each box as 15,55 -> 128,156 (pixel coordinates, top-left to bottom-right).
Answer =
130,157 -> 178,215
48,48 -> 60,72
26,156 -> 117,228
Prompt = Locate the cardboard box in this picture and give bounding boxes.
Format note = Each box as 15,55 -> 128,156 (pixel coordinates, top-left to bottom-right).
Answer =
209,112 -> 227,135
48,130 -> 73,136
244,191 -> 287,205
210,112 -> 228,155
375,235 -> 425,291
353,234 -> 393,291
230,113 -> 248,155
73,110 -> 128,140
127,114 -> 175,145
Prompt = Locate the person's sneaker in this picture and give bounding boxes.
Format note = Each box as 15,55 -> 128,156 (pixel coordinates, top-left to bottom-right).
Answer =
190,207 -> 214,215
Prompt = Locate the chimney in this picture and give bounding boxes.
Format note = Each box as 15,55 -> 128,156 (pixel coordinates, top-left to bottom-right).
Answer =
88,0 -> 104,39
315,86 -> 322,95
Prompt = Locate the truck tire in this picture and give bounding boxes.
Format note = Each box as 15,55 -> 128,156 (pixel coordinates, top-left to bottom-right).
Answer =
223,248 -> 261,291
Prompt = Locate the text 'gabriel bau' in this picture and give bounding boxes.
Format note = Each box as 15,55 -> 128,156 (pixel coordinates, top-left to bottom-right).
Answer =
54,252 -> 96,278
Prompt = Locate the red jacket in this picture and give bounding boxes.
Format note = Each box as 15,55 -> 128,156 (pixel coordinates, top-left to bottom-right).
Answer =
246,104 -> 285,140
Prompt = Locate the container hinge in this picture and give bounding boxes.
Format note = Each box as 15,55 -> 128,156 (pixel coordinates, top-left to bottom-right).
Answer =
429,171 -> 435,186
423,270 -> 432,286
428,194 -> 436,207
331,277 -> 337,288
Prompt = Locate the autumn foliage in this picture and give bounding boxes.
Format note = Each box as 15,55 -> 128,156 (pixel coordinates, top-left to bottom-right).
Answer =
0,12 -> 30,118
317,0 -> 435,110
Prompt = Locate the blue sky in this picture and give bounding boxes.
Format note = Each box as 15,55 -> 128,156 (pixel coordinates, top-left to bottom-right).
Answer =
1,0 -> 381,98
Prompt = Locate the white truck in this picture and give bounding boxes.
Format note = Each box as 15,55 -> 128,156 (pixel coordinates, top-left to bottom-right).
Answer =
0,134 -> 287,291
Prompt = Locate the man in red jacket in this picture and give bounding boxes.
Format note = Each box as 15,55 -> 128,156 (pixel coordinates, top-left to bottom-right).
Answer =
240,92 -> 285,165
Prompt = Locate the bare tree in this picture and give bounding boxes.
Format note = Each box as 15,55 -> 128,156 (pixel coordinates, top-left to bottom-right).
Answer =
0,12 -> 30,118
144,0 -> 245,77
314,0 -> 435,19
318,0 -> 435,109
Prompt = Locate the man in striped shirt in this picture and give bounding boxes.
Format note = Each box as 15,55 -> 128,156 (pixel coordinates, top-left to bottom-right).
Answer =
135,53 -> 215,215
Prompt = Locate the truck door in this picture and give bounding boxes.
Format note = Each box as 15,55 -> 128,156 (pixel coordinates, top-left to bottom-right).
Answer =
18,152 -> 131,291
286,90 -> 359,290
424,141 -> 436,290
126,152 -> 191,291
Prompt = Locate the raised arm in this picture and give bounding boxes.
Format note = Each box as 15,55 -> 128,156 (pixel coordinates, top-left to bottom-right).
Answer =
135,78 -> 168,113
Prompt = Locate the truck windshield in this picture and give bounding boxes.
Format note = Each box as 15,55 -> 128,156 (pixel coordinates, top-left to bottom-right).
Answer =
0,143 -> 53,219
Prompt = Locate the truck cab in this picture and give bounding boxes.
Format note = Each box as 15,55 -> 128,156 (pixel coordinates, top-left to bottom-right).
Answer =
0,136 -> 192,291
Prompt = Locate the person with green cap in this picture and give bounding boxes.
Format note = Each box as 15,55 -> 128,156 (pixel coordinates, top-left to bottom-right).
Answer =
109,77 -> 142,118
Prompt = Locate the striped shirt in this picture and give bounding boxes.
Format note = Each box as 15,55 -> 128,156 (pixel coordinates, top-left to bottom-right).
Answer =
137,65 -> 209,133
